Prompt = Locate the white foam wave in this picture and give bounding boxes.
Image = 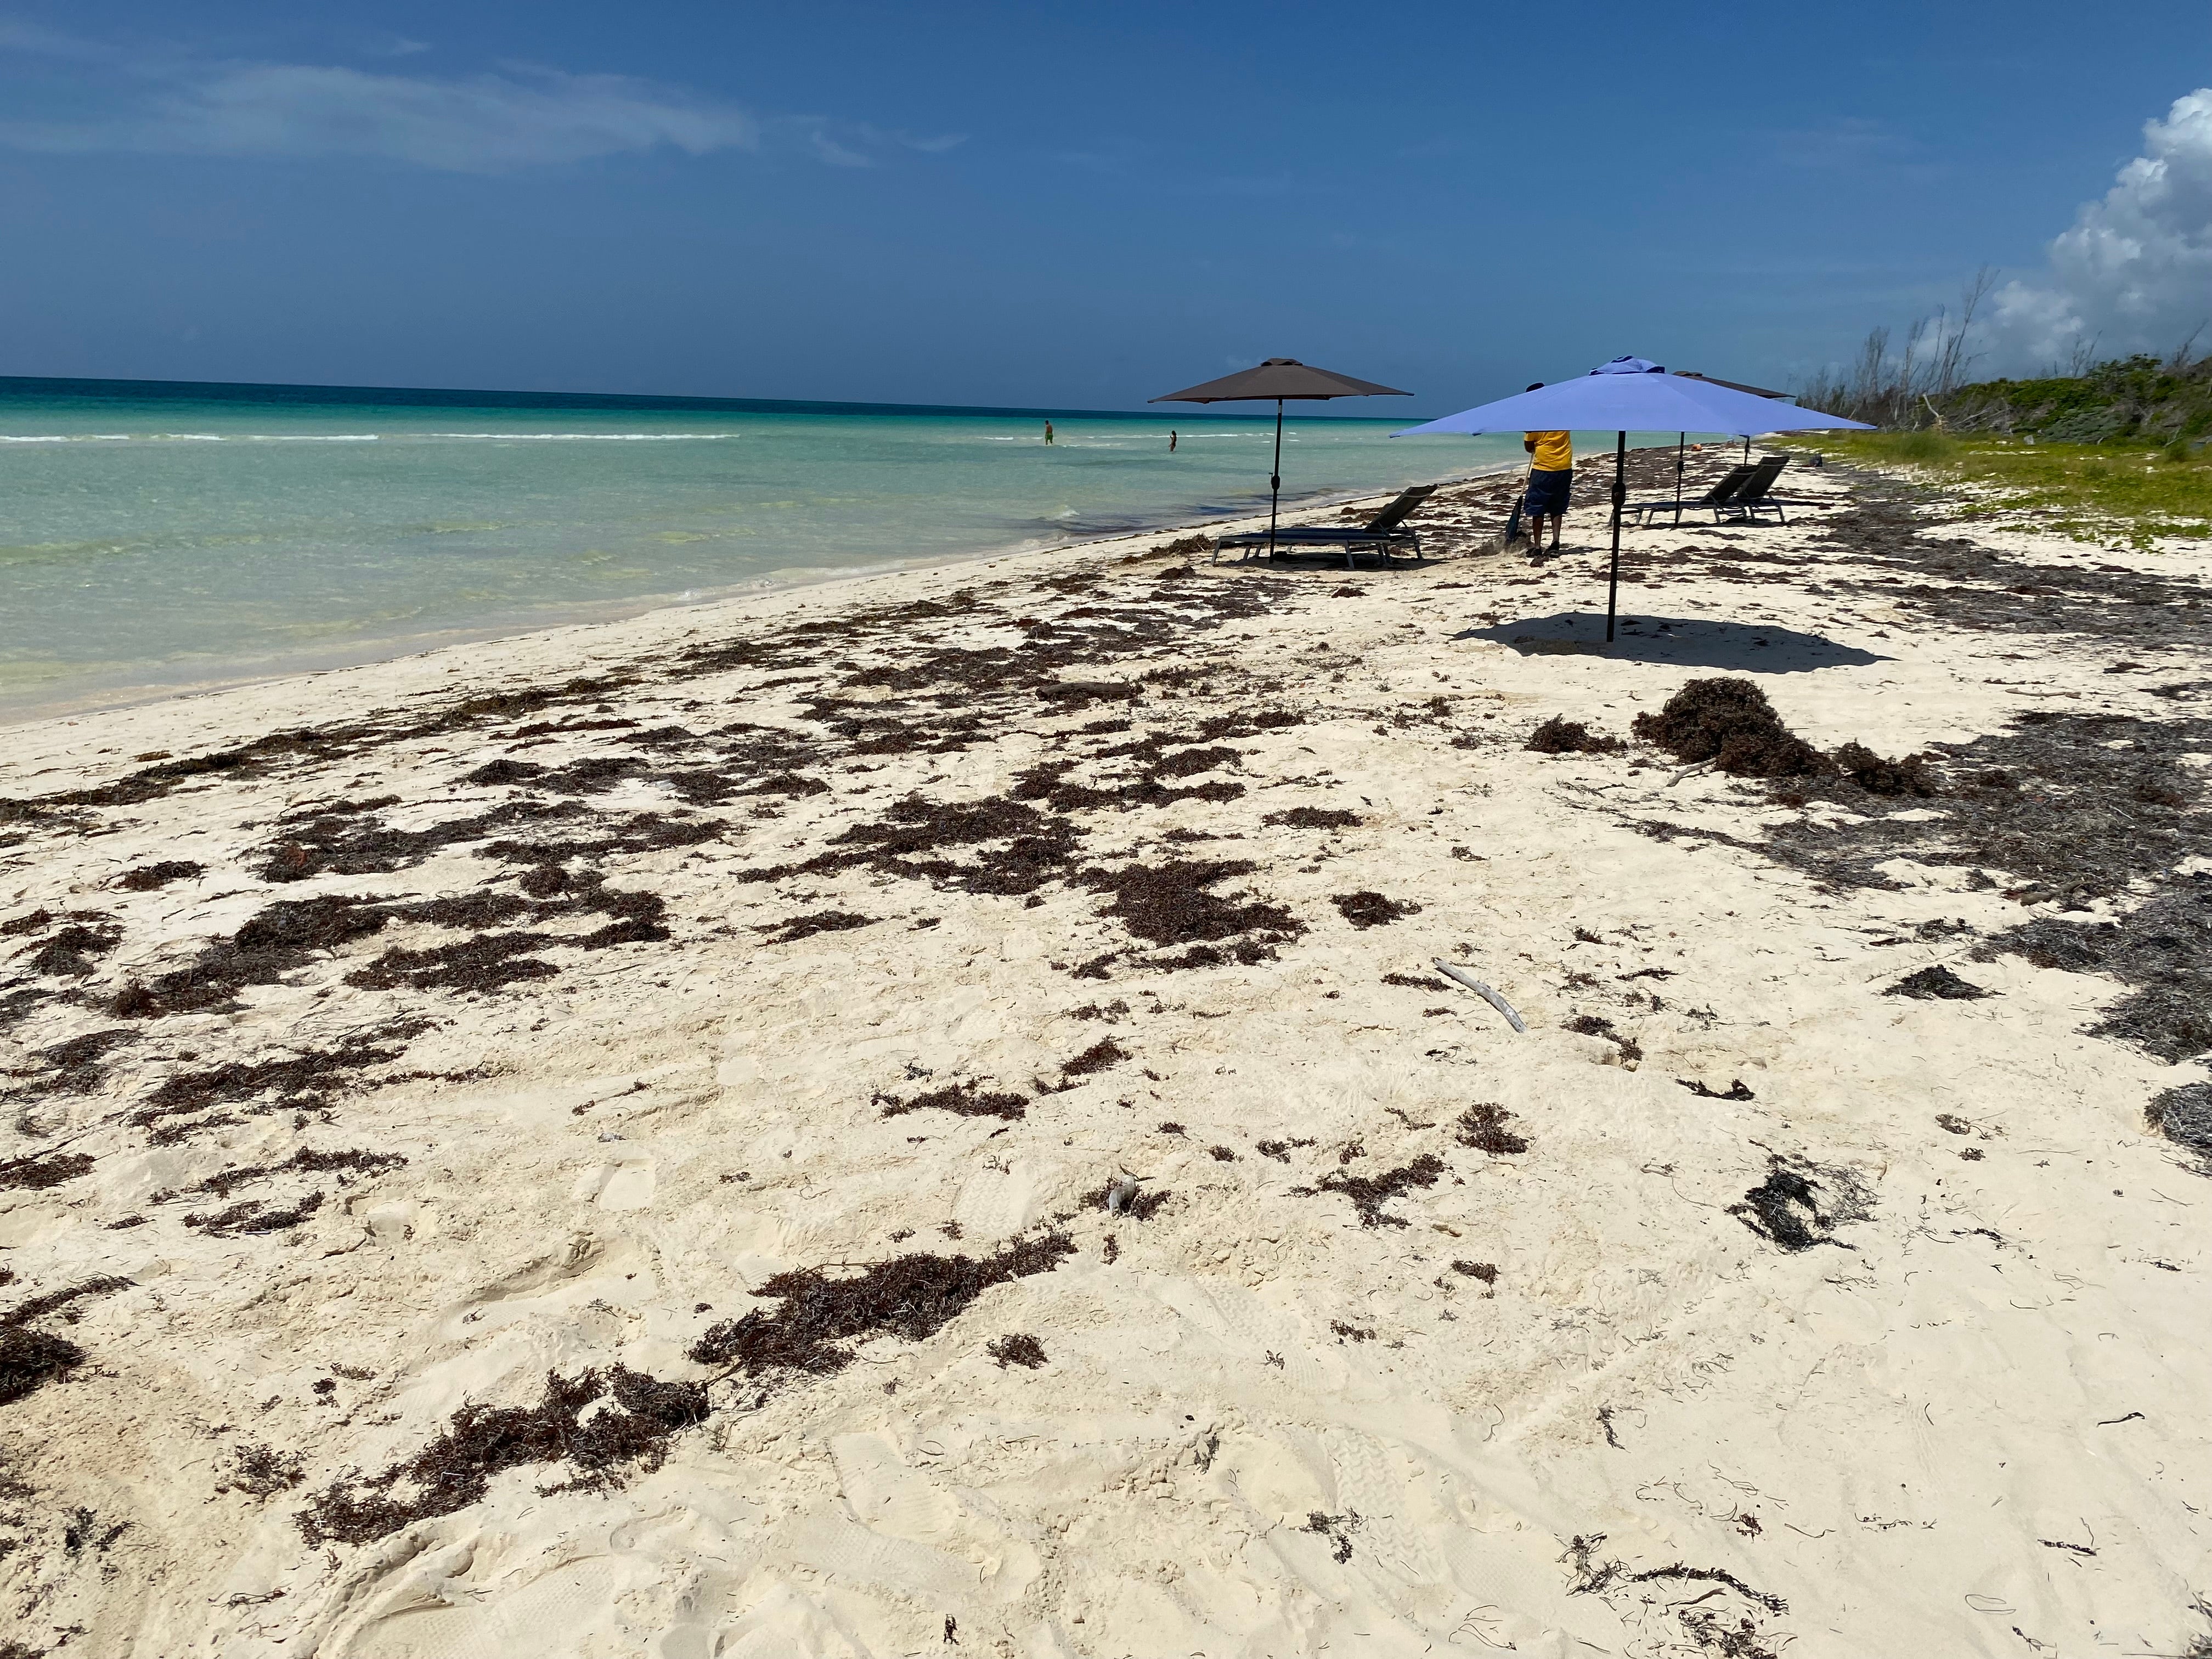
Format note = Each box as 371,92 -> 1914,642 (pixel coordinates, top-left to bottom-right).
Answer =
413,431 -> 745,442
0,430 -> 744,445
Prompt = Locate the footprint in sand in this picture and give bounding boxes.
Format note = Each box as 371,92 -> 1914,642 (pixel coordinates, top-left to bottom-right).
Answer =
572,1153 -> 657,1210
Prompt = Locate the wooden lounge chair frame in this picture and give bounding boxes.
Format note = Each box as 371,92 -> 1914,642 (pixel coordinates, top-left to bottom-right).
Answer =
1214,484 -> 1437,568
1716,455 -> 1792,524
1627,462 -> 1756,527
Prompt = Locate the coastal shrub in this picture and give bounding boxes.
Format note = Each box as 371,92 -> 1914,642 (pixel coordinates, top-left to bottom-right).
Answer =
1887,429 -> 1956,462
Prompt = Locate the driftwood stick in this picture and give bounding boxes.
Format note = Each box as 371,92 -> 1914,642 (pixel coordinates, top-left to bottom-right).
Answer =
1432,960 -> 1527,1033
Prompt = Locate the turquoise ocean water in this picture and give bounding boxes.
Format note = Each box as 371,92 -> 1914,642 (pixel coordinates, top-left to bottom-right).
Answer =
0,377 -> 1528,720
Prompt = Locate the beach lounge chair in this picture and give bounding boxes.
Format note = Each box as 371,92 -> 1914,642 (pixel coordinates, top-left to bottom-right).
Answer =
1214,484 -> 1437,568
1718,455 -> 1792,523
1627,462 -> 1756,527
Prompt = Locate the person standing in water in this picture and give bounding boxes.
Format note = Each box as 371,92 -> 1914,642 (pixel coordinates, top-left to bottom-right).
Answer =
1169,430 -> 1178,453
1043,420 -> 1054,444
1520,384 -> 1572,554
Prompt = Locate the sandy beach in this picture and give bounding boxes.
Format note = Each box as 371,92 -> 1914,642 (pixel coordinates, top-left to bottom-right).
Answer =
4,449 -> 2209,1657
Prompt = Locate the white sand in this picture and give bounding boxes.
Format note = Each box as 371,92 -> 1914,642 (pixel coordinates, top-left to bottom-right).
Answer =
2,458 -> 2208,1658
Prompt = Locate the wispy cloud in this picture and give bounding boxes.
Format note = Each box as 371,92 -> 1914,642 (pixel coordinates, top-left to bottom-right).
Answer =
0,24 -> 955,174
777,117 -> 965,170
1766,116 -> 1925,172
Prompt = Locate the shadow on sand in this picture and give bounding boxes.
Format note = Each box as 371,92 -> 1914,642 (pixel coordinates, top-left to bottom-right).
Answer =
1455,611 -> 1888,674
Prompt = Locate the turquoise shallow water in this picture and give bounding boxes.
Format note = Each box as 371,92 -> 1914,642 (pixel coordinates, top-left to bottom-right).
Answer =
0,377 -> 1526,719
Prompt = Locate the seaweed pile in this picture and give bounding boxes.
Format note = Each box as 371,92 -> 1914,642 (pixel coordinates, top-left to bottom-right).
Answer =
0,1151 -> 96,1193
1978,873 -> 2211,1060
1262,806 -> 1361,830
128,1023 -> 431,1146
687,1233 -> 1075,1378
16,1029 -> 136,1104
0,1277 -> 128,1408
1295,1153 -> 1447,1228
1631,680 -> 1832,779
298,1365 -> 708,1545
116,860 -> 203,891
1080,859 -> 1304,971
1526,716 -> 1624,755
874,1081 -> 1028,1121
1815,476 -> 2212,648
1564,1533 -> 1790,1659
110,895 -> 397,1019
1887,964 -> 1991,1001
1455,1104 -> 1530,1155
2148,1082 -> 2212,1171
1332,891 -> 1421,929
1729,1153 -> 1872,1251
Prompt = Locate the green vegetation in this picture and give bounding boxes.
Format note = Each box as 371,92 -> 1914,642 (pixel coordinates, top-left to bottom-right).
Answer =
1939,354 -> 2212,447
1791,428 -> 2212,548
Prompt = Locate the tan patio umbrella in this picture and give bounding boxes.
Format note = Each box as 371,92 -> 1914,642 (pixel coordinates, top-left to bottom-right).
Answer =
1150,358 -> 1410,556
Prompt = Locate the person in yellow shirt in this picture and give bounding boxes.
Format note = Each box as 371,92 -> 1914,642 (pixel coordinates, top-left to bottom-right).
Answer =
1520,383 -> 1572,553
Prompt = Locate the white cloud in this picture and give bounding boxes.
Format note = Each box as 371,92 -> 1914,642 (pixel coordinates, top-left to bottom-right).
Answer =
1989,89 -> 2212,368
0,60 -> 759,172
1768,116 -> 1921,172
0,27 -> 955,174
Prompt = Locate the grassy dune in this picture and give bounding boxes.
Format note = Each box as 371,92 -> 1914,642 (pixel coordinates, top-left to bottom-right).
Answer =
1796,430 -> 2212,548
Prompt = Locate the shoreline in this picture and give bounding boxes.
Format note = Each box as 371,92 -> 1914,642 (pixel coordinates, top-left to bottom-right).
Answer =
7,451 -> 2208,1655
1,462 -> 1517,731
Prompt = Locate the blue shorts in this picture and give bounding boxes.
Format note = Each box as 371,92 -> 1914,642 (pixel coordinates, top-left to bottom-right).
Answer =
1524,468 -> 1573,517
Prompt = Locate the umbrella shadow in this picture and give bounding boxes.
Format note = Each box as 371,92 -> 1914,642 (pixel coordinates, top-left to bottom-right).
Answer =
1455,610 -> 1888,673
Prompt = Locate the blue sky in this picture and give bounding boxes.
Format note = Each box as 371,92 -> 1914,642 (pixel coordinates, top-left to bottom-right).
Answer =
3,3 -> 2208,409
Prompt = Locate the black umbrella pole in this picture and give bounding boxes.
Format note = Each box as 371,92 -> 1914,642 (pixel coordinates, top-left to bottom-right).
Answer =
1607,431 -> 1626,642
1267,399 -> 1283,557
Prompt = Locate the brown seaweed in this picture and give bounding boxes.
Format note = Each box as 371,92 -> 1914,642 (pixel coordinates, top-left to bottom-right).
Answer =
1331,891 -> 1420,929
1527,717 -> 1624,755
1631,678 -> 1831,778
874,1082 -> 1028,1121
298,1364 -> 707,1545
1295,1153 -> 1446,1228
1455,1103 -> 1530,1155
117,861 -> 204,891
686,1232 -> 1075,1378
1729,1153 -> 1872,1251
987,1333 -> 1048,1369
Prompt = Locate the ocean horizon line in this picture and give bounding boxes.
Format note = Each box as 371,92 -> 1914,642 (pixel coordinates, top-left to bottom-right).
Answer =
0,373 -> 1438,425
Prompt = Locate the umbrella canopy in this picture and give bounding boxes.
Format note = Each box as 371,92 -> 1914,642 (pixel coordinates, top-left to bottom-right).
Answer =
1152,358 -> 1412,404
1394,358 -> 1871,642
1152,358 -> 1412,557
1392,360 -> 1869,439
